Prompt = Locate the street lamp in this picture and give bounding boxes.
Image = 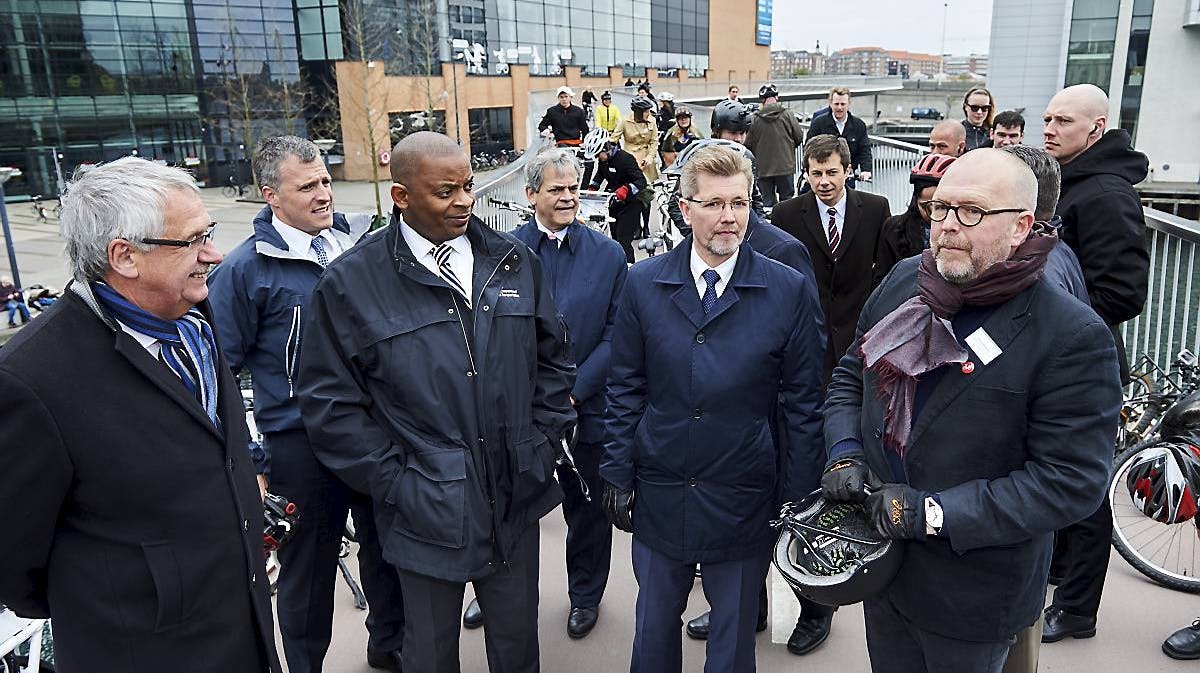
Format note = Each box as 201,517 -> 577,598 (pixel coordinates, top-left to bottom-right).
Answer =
0,167 -> 25,289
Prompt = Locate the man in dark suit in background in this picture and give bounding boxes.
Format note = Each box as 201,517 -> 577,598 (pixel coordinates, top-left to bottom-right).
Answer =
821,149 -> 1121,672
0,157 -> 280,673
773,134 -> 891,382
805,86 -> 873,185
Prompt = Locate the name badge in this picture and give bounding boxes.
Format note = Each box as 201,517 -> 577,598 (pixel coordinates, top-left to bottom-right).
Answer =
965,328 -> 1002,365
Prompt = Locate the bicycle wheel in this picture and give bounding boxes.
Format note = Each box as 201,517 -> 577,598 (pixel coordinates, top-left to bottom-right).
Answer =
1109,441 -> 1200,592
222,185 -> 238,198
1117,373 -> 1156,450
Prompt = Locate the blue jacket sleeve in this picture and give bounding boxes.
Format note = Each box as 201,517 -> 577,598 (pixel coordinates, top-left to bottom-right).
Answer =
779,276 -> 828,502
599,279 -> 645,491
206,254 -> 267,472
294,276 -> 405,504
572,253 -> 627,404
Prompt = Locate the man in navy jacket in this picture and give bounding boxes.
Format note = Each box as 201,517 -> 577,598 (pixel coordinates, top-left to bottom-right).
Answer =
514,147 -> 628,638
207,136 -> 405,673
601,145 -> 825,673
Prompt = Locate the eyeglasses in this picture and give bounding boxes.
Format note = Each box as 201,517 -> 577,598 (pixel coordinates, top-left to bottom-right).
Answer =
141,223 -> 217,248
922,201 -> 1024,227
682,198 -> 751,214
966,104 -> 992,113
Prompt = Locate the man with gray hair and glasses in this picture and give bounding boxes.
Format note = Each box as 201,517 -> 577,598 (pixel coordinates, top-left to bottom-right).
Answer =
0,157 -> 281,673
207,135 -> 405,673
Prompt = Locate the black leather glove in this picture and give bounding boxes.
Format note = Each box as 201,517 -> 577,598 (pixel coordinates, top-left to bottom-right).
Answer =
602,482 -> 635,533
820,456 -> 874,503
864,483 -> 927,540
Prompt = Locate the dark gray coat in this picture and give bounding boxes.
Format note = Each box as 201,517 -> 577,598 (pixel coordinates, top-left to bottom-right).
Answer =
824,256 -> 1121,642
0,286 -> 280,673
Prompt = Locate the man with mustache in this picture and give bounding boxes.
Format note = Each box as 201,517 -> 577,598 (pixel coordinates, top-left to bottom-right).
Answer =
601,145 -> 825,673
296,131 -> 576,673
0,157 -> 281,673
207,136 -> 405,673
821,149 -> 1121,673
773,133 -> 891,384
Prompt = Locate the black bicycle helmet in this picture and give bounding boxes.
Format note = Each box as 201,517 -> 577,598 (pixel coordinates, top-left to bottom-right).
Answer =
759,83 -> 779,101
631,95 -> 655,112
772,493 -> 902,606
711,99 -> 753,133
1125,441 -> 1200,524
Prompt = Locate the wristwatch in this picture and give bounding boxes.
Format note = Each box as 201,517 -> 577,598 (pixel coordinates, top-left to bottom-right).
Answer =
924,496 -> 944,537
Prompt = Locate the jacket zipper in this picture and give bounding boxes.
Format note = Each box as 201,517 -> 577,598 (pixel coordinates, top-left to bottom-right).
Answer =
285,305 -> 301,397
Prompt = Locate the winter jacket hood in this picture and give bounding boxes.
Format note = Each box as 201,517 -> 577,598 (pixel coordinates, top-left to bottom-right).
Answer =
1060,128 -> 1148,187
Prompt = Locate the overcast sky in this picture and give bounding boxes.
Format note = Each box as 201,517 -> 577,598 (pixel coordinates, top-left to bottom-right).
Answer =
772,0 -> 994,56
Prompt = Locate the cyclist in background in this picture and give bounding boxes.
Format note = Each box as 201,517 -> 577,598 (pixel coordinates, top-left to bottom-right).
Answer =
539,86 -> 590,148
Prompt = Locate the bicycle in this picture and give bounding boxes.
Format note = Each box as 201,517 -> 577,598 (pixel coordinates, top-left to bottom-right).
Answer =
1108,349 -> 1200,592
221,176 -> 246,199
29,196 -> 52,223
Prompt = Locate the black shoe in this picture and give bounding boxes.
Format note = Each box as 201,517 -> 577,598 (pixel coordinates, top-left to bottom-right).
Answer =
567,606 -> 599,639
787,614 -> 833,655
1164,620 -> 1200,660
367,648 -> 404,672
462,597 -> 483,629
685,610 -> 767,640
1041,605 -> 1096,643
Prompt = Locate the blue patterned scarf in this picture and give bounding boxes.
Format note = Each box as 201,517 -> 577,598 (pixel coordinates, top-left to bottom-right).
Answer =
92,282 -> 222,431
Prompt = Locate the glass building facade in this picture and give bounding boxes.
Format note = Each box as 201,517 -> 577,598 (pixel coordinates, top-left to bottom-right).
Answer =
1117,0 -> 1154,140
1064,0 -> 1121,89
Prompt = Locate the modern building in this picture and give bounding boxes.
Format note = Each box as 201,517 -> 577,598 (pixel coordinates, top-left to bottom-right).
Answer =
825,46 -> 943,78
771,48 -> 826,78
988,0 -> 1200,185
0,0 -> 770,196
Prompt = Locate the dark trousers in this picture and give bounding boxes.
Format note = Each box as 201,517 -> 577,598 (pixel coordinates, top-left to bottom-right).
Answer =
758,174 -> 795,208
864,593 -> 1013,673
631,537 -> 770,673
396,522 -> 541,673
558,440 -> 612,608
612,204 -> 644,264
1050,498 -> 1112,618
268,429 -> 405,673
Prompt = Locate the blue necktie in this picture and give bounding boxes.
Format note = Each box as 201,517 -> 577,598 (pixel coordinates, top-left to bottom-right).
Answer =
311,236 -> 329,267
701,268 -> 720,314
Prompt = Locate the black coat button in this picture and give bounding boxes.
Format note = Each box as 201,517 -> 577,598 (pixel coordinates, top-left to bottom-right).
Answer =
874,428 -> 883,439
695,332 -> 705,344
692,408 -> 702,419
688,477 -> 698,486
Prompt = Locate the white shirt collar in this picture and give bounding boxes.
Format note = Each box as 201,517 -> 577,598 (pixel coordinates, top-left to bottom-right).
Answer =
117,320 -> 162,358
818,190 -> 847,221
689,244 -> 739,301
399,215 -> 474,301
272,214 -> 341,262
535,218 -> 568,247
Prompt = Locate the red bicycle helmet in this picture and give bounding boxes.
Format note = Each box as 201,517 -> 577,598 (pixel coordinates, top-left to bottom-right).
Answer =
1125,441 -> 1200,524
910,153 -> 956,186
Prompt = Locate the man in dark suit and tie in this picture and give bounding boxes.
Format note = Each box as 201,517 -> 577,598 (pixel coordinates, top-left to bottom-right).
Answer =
0,157 -> 281,673
821,148 -> 1121,673
772,133 -> 891,383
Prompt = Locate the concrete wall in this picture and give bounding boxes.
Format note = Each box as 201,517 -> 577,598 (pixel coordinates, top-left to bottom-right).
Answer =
987,0 -> 1073,139
1135,0 -> 1200,184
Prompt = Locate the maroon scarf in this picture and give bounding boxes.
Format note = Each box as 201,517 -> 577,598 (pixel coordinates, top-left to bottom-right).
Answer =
860,228 -> 1058,456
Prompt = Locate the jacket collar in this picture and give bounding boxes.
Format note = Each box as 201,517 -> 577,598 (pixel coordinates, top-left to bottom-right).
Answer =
251,206 -> 365,261
654,238 -> 767,329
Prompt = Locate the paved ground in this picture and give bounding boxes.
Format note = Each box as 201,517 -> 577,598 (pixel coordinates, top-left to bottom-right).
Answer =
5,181 -> 1198,671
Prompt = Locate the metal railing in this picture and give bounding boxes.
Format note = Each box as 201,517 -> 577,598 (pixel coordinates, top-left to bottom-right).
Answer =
475,160 -> 530,233
1122,208 -> 1200,372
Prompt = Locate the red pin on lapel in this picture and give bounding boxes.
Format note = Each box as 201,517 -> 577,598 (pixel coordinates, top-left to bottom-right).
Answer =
961,361 -> 975,375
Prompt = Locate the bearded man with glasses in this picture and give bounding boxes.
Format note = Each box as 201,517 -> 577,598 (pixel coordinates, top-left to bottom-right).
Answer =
601,145 -> 825,673
821,148 -> 1121,673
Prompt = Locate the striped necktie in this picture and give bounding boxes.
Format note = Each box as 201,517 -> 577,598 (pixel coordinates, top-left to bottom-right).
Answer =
433,243 -> 471,307
827,207 -> 841,259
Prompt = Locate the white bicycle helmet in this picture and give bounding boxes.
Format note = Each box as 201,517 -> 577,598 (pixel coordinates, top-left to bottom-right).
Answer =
665,137 -> 754,176
582,128 -> 611,160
